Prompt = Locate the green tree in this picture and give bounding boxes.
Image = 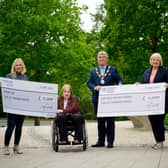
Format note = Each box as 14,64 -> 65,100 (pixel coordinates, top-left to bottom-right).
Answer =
98,0 -> 168,83
0,0 -> 95,89
0,0 -> 95,118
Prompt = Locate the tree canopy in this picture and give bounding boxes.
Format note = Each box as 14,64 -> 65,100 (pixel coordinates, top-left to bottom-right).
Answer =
0,0 -> 96,94
98,0 -> 168,83
0,0 -> 168,119
0,0 -> 97,118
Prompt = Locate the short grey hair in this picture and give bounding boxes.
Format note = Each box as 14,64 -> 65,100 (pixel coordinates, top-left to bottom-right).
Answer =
149,53 -> 163,66
97,51 -> 109,58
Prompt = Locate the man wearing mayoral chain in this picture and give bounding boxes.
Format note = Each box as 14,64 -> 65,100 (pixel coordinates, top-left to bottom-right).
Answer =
87,51 -> 123,148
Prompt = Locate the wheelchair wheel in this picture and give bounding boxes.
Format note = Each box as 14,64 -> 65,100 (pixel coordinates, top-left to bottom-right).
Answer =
82,121 -> 88,151
52,121 -> 59,152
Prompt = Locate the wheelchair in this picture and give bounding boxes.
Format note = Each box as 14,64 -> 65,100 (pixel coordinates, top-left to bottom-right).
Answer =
52,114 -> 88,152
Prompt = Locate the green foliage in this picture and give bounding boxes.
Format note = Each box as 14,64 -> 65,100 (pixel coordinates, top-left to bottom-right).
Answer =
98,0 -> 168,83
2,0 -> 167,120
0,0 -> 92,79
0,0 -> 96,118
164,114 -> 168,125
78,87 -> 96,120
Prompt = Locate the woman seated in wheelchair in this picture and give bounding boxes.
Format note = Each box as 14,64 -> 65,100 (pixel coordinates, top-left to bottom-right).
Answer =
56,84 -> 83,145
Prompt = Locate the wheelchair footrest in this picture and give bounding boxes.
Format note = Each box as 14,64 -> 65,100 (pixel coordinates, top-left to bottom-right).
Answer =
59,141 -> 71,145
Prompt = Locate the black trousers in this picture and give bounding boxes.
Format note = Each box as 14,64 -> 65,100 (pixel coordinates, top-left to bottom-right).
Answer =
4,113 -> 25,146
93,102 -> 115,145
148,114 -> 166,142
57,113 -> 83,141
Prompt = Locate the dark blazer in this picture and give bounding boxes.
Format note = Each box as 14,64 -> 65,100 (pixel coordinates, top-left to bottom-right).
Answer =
58,96 -> 80,114
141,66 -> 168,113
87,65 -> 122,102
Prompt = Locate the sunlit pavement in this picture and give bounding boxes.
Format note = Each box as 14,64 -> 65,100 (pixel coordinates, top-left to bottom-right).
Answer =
0,120 -> 168,168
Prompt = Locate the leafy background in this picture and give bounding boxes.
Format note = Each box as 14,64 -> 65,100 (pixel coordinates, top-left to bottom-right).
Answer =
0,0 -> 168,121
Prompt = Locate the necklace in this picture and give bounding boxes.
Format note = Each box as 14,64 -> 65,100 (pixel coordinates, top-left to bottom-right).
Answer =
96,65 -> 111,84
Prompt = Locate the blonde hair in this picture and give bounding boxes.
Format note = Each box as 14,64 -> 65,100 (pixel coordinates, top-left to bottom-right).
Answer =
61,84 -> 72,95
97,51 -> 109,58
149,53 -> 163,66
11,58 -> 27,75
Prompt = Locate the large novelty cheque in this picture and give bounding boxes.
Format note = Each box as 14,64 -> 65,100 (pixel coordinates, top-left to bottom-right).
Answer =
97,83 -> 166,117
0,77 -> 58,118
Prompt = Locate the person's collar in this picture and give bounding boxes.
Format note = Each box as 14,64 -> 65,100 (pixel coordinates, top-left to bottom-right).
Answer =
99,64 -> 107,69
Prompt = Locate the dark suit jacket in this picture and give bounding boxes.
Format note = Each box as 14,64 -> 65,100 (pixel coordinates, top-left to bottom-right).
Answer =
87,65 -> 123,102
58,96 -> 80,114
141,66 -> 168,113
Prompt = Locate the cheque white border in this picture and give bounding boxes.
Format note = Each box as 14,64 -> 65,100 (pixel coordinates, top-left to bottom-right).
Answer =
0,77 -> 58,118
97,83 -> 166,117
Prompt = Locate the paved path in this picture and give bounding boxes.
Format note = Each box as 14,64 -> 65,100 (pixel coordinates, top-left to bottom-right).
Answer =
0,121 -> 168,168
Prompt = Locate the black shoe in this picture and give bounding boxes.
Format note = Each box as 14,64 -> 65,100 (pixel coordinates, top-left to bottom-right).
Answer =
91,142 -> 105,147
107,144 -> 113,148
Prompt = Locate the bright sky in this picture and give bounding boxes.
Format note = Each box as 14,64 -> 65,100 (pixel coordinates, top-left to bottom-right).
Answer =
77,0 -> 104,32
